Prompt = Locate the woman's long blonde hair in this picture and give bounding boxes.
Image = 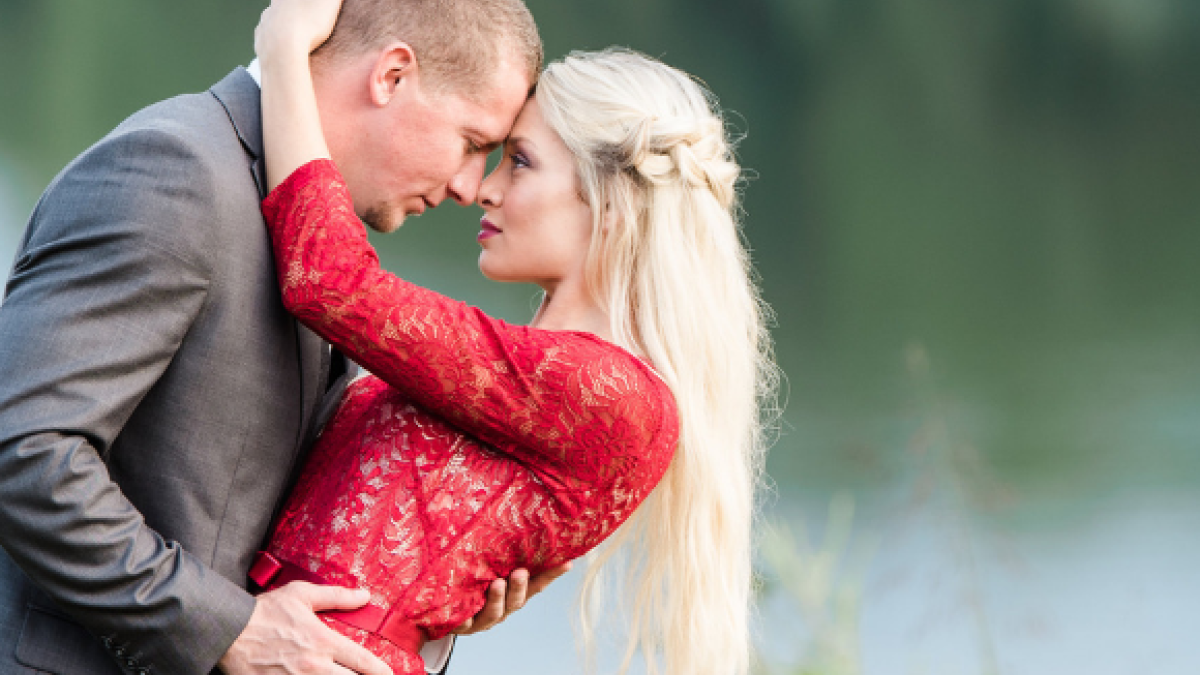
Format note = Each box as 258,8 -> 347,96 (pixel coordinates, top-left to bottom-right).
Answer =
537,48 -> 778,675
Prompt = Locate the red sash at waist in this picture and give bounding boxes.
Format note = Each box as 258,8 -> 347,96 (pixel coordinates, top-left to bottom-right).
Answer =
249,551 -> 427,655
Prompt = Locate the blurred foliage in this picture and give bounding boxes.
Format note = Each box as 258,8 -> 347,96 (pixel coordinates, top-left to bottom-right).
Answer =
2,0 -> 1200,508
4,2 -> 1199,670
758,345 -> 1017,674
760,494 -> 867,675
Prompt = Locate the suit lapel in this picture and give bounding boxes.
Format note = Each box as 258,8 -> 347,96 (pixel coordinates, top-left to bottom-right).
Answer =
210,67 -> 328,445
250,157 -> 267,200
295,326 -> 328,442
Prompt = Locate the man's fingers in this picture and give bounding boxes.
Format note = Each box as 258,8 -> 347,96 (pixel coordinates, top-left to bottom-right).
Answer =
291,583 -> 393,675
308,596 -> 394,675
527,561 -> 572,599
221,581 -> 393,675
294,582 -> 373,612
330,631 -> 394,675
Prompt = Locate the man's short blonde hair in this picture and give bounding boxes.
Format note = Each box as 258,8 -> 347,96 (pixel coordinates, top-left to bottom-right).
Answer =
314,0 -> 542,96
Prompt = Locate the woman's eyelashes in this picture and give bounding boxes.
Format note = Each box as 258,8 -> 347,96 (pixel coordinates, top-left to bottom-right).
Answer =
510,151 -> 531,170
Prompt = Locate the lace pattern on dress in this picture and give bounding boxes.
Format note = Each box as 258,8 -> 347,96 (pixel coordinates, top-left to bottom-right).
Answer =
261,160 -> 679,674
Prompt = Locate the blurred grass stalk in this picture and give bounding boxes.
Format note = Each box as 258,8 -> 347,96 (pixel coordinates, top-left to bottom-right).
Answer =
759,493 -> 867,675
757,342 -> 1008,675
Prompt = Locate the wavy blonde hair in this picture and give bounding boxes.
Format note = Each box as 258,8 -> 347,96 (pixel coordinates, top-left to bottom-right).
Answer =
536,48 -> 778,675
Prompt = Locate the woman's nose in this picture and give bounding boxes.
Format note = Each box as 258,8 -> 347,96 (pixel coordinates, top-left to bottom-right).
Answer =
477,167 -> 503,208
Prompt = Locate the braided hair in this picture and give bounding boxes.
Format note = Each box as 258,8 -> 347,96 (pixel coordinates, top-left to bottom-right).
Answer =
537,48 -> 778,675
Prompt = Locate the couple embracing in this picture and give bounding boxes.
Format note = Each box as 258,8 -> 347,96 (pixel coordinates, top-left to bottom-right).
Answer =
0,0 -> 775,673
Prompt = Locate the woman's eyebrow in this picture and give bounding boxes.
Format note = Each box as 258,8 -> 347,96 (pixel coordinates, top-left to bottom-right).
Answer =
506,135 -> 536,152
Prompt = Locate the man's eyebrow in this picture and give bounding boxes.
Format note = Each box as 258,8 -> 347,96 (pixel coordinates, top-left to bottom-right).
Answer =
466,127 -> 506,152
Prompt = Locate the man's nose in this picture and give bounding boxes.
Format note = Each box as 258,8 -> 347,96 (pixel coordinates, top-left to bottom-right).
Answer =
447,155 -> 488,206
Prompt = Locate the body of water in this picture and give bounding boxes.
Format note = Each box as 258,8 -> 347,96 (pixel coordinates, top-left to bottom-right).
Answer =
2,1 -> 1199,672
756,491 -> 1200,675
446,489 -> 1200,675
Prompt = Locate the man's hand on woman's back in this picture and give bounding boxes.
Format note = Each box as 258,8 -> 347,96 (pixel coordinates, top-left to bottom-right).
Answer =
218,581 -> 393,675
217,564 -> 571,673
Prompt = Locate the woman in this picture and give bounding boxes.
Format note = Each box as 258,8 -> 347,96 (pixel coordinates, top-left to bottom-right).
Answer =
253,1 -> 776,673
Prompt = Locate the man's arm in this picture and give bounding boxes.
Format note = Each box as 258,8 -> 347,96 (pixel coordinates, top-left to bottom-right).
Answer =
0,127 -> 258,674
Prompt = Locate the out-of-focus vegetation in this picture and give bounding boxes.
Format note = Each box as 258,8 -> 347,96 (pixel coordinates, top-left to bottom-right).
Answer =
760,495 -> 867,675
4,0 -> 1199,497
3,1 -> 1199,672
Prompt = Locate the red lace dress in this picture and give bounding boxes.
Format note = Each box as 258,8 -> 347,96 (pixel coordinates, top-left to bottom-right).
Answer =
257,160 -> 678,674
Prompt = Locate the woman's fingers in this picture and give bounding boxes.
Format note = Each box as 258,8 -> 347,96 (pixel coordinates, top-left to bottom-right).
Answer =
450,563 -> 573,636
452,579 -> 506,635
278,0 -> 344,53
256,0 -> 345,57
505,569 -> 529,613
526,561 -> 572,600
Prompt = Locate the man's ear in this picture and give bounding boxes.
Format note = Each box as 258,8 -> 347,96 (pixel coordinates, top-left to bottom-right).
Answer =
368,42 -> 419,107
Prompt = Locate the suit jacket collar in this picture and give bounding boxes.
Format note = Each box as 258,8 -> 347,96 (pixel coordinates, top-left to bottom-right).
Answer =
208,67 -> 356,471
210,67 -> 267,196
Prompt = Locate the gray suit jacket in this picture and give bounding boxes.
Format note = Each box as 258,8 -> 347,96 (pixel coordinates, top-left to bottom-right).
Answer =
0,68 -> 353,674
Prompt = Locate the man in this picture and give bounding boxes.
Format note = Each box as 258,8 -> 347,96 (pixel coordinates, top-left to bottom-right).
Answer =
0,1 -> 562,673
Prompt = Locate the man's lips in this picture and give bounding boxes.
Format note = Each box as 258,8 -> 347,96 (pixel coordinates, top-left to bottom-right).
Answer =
478,217 -> 502,242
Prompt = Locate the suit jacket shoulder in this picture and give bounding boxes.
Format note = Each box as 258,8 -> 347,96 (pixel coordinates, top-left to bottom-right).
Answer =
0,68 -> 327,675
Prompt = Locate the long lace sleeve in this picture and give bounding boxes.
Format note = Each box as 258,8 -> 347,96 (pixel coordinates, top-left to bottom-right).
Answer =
261,159 -> 675,501
261,161 -> 681,660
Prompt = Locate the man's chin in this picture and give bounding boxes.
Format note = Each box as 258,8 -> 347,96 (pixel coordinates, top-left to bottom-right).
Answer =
362,206 -> 406,233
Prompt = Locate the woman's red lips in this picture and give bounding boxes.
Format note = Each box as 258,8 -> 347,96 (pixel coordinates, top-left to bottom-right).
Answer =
478,218 -> 502,242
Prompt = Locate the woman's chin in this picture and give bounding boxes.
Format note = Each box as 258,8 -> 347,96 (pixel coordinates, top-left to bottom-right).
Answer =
477,257 -> 506,282
478,264 -> 528,285
479,253 -> 546,284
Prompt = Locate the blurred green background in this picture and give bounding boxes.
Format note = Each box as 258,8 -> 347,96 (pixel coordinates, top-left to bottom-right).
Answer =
2,1 -> 1198,673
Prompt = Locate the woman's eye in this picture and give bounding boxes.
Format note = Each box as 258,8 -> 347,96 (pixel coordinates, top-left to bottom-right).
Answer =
511,152 -> 530,169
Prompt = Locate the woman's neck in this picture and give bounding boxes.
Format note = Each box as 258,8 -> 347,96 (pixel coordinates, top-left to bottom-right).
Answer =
531,279 -> 612,342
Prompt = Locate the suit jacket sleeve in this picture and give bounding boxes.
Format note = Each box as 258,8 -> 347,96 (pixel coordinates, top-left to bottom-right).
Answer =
0,127 -> 256,674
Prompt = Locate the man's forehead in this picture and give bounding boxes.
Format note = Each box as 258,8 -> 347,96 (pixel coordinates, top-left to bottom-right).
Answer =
485,57 -> 533,109
471,88 -> 532,141
460,104 -> 518,144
